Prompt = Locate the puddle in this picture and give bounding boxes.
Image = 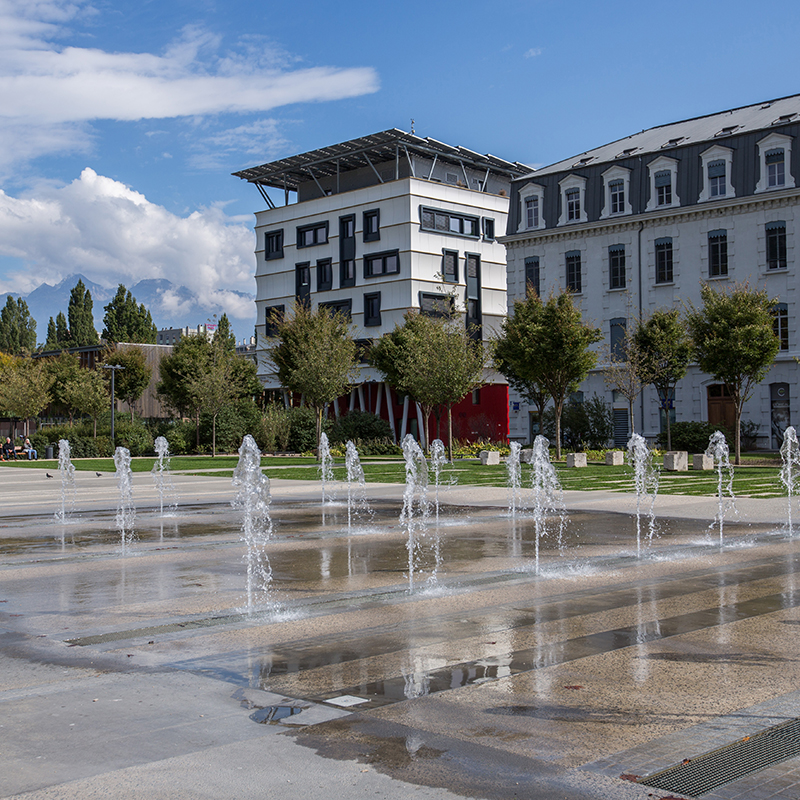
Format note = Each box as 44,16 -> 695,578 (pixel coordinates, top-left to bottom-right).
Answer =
249,705 -> 303,724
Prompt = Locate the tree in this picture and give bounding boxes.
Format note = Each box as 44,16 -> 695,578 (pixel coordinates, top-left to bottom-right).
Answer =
686,283 -> 780,464
270,303 -> 359,453
55,312 -> 71,348
45,317 -> 58,349
602,326 -> 645,436
214,314 -> 237,351
0,296 -> 36,355
102,347 -> 152,421
371,311 -> 486,457
0,358 -> 54,437
632,308 -> 692,452
67,279 -> 99,347
494,290 -> 601,459
44,351 -> 82,424
102,285 -> 157,344
62,369 -> 108,437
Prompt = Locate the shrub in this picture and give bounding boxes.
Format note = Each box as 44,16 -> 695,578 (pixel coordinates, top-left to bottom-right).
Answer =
287,406 -> 331,453
329,410 -> 393,444
161,420 -> 196,455
656,421 -> 730,453
256,404 -> 292,453
114,418 -> 154,456
452,439 -> 511,458
200,400 -> 262,454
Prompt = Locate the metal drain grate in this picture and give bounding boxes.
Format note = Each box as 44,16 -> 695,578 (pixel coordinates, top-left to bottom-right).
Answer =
639,717 -> 800,797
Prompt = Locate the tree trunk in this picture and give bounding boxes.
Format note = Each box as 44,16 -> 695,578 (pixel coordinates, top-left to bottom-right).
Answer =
212,413 -> 217,457
554,397 -> 563,460
447,405 -> 454,462
734,399 -> 743,466
629,398 -> 635,435
195,409 -> 200,451
315,406 -> 323,458
93,417 -> 97,438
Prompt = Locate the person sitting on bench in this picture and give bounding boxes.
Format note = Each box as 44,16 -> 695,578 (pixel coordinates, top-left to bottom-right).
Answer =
3,437 -> 18,460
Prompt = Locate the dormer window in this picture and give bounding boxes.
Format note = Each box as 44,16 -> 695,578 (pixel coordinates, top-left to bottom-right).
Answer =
645,156 -> 680,212
699,145 -> 735,202
756,132 -> 795,193
557,175 -> 587,225
600,165 -> 632,219
518,183 -> 546,232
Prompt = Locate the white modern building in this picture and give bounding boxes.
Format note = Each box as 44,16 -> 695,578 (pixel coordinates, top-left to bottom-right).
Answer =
234,130 -> 530,443
501,95 -> 800,448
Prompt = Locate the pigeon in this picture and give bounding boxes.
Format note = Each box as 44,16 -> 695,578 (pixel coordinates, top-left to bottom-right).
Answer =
96,472 -> 102,477
46,473 -> 53,478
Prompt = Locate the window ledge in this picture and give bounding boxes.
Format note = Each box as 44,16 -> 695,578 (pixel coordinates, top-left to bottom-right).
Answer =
607,287 -> 627,293
763,268 -> 789,275
707,274 -> 730,281
654,281 -> 675,287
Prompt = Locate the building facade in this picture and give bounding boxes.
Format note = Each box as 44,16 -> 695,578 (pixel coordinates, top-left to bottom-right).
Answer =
235,130 -> 529,444
501,95 -> 800,449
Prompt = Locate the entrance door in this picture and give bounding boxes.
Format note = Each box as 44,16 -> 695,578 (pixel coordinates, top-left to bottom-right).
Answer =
707,384 -> 735,430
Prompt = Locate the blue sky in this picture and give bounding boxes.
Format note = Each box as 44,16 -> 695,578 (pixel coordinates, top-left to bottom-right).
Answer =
1,0 -> 799,339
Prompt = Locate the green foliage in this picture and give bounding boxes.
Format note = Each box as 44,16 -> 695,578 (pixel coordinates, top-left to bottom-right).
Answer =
160,420 -> 197,455
329,410 -> 393,444
101,285 -> 157,344
271,303 -> 359,450
0,357 -> 54,433
494,290 -> 602,459
255,404 -> 292,453
542,394 -> 613,451
199,399 -> 262,454
30,423 -> 113,458
686,283 -> 780,463
0,295 -> 36,354
67,280 -> 99,346
43,351 -> 81,415
287,406 -> 332,453
61,369 -> 108,435
102,346 -> 151,419
452,439 -> 512,458
112,417 -> 154,456
656,421 -> 730,453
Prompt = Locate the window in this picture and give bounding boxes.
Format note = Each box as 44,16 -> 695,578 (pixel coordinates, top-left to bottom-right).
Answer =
524,256 -> 540,297
610,318 -> 626,361
420,207 -> 479,237
364,250 -> 400,278
442,250 -> 459,283
565,250 -> 581,293
609,245 -> 626,289
319,299 -> 352,321
767,221 -> 787,270
558,175 -> 587,225
363,209 -> 380,242
767,150 -> 786,188
263,305 -> 284,337
566,188 -> 581,221
655,171 -> 672,205
466,253 -> 481,340
296,221 -> 328,248
482,217 -> 495,240
708,230 -> 728,277
609,181 -> 624,214
773,303 -> 789,351
699,145 -> 734,202
295,262 -> 311,305
265,230 -> 283,260
419,292 -> 454,317
339,215 -> 356,288
646,156 -> 679,211
756,132 -> 794,193
364,293 -> 381,327
526,196 -> 539,228
655,238 -> 673,284
316,258 -> 332,291
708,160 -> 726,197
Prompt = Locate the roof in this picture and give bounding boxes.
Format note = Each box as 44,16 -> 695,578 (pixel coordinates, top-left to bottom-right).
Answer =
232,129 -> 531,190
520,93 -> 800,181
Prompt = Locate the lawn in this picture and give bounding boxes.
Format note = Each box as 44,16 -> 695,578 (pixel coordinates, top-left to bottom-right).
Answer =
1,453 -> 788,498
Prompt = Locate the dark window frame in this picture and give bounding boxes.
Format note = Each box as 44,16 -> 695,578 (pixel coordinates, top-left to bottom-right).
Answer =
263,304 -> 285,337
609,245 -> 626,290
565,250 -> 582,293
419,206 -> 480,238
655,238 -> 673,284
364,292 -> 381,327
442,249 -> 459,283
295,262 -> 311,306
654,170 -> 673,206
319,298 -> 352,321
316,258 -> 333,292
610,317 -> 627,361
767,221 -> 787,270
364,249 -> 400,278
419,292 -> 455,318
708,230 -> 728,277
265,229 -> 284,260
482,217 -> 495,240
296,220 -> 329,249
773,303 -> 789,351
363,209 -> 380,242
524,256 -> 540,297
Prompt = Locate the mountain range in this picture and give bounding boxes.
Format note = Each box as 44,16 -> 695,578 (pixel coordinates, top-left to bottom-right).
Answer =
3,275 -> 256,345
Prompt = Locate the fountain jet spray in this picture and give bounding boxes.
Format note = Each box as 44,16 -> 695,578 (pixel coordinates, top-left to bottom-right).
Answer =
318,432 -> 335,506
232,435 -> 275,613
400,434 -> 430,590
344,440 -> 372,530
152,436 -> 177,517
114,446 -> 136,550
529,435 -> 565,572
706,431 -> 736,542
627,433 -> 659,554
780,426 -> 800,535
507,441 -> 522,518
55,439 -> 76,522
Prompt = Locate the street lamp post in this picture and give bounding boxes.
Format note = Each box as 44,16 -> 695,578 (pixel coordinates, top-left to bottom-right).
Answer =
102,364 -> 125,447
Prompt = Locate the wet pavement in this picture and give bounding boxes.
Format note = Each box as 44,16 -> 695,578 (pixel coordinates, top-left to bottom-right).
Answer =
3,470 -> 800,798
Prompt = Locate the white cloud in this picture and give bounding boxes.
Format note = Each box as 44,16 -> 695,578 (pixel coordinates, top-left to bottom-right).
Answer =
189,117 -> 291,171
0,1 -> 379,168
0,168 -> 257,320
524,47 -> 543,58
